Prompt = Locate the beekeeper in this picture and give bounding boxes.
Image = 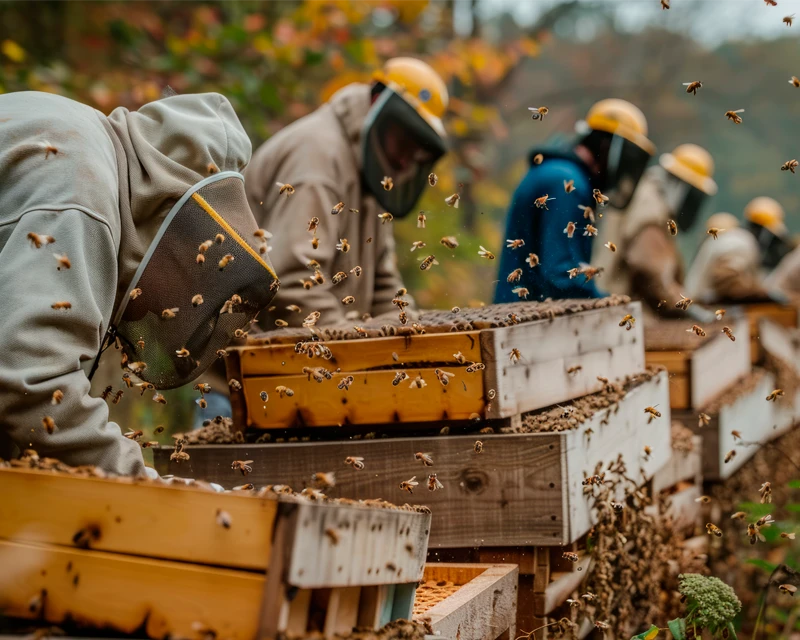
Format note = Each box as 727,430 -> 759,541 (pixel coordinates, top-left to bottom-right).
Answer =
0,91 -> 277,476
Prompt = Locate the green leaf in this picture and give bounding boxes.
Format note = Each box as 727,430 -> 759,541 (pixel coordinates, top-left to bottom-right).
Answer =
726,621 -> 738,639
785,503 -> 800,512
668,618 -> 686,640
746,558 -> 778,573
631,624 -> 660,640
786,479 -> 800,488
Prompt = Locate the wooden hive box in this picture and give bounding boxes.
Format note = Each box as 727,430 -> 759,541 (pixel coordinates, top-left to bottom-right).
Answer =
228,299 -> 644,430
155,369 -> 671,548
644,316 -> 750,410
0,467 -> 431,640
758,318 -> 800,435
738,302 -> 798,363
413,563 -> 518,640
650,435 -> 703,532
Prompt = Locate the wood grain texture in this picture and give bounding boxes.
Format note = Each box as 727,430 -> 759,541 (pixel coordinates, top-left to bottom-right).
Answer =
243,366 -> 485,429
534,555 -> 591,616
419,564 -> 518,640
690,317 -> 750,409
645,351 -> 688,375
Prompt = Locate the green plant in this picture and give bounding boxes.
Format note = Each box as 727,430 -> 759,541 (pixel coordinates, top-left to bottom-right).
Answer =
670,573 -> 742,640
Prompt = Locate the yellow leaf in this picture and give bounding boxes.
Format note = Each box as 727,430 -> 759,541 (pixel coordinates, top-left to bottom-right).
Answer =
1,40 -> 26,63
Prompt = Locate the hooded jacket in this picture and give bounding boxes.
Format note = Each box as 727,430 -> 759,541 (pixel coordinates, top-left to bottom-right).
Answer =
244,84 -> 407,328
0,91 -> 251,476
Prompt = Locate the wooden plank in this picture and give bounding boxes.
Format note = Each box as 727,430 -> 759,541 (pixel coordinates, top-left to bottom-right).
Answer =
259,501 -> 298,640
476,548 -> 536,575
652,435 -> 703,494
533,547 -> 550,593
0,468 -> 277,571
419,564 -> 519,640
690,317 -> 750,409
645,350 -> 689,374
423,564 -> 488,585
243,366 -> 485,429
324,587 -> 361,637
286,589 -> 312,635
665,484 -> 703,531
356,585 -> 386,629
534,555 -> 590,616
239,332 -> 483,376
666,372 -> 690,410
759,319 -> 799,374
391,583 -> 418,621
0,539 -> 263,640
481,302 -> 645,419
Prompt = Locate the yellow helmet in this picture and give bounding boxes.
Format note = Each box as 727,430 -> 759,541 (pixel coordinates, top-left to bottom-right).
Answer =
744,196 -> 787,235
706,212 -> 740,231
583,99 -> 655,155
372,57 -> 449,138
659,144 -> 718,195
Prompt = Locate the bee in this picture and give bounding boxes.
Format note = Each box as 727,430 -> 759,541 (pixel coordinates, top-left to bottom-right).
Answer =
506,238 -> 525,250
707,227 -> 724,240
791,76 -> 800,88
42,416 -> 56,434
311,471 -> 336,489
764,0 -> 777,5
506,268 -> 523,283
785,13 -> 796,25
51,389 -> 64,405
312,270 -> 325,285
567,268 -> 580,280
231,460 -> 253,476
594,621 -> 610,631
427,473 -> 444,491
337,375 -> 355,391
566,365 -> 582,374
354,326 -> 368,337
123,429 -> 143,442
619,314 -> 635,331
665,219 -> 678,237
419,255 -> 438,271
563,179 -> 577,194
409,374 -> 427,389
724,109 -> 744,124
329,202 -> 345,216
731,511 -> 747,520
417,212 -> 427,228
392,297 -> 410,309
392,371 -> 409,387
563,222 -> 576,238
273,181 -> 296,197
339,295 -> 356,307
378,212 -> 394,224
303,311 -> 321,327
714,309 -> 726,321
782,159 -> 799,173
101,385 -> 114,401
434,368 -> 455,386
196,397 -> 208,409
27,232 -> 55,249
511,287 -> 529,299
725,449 -> 737,464
604,241 -> 617,252
196,253 -> 205,265
341,456 -> 365,471
136,381 -> 155,396
478,245 -> 495,260
526,253 -> 540,268
683,80 -> 703,95
161,307 -> 179,320
253,229 -> 271,243
698,412 -> 711,427
444,193 -> 460,208
695,495 -> 712,504
51,301 -> 72,310
427,172 -> 438,187
562,551 -> 579,562
759,481 -> 772,504
127,361 -> 147,375
758,514 -> 775,528
582,474 -> 605,486
215,348 -> 229,359
675,294 -> 693,311
706,522 -> 723,537
722,326 -> 736,341
581,592 -> 597,602
218,254 -> 235,270
152,392 -> 167,405
686,324 -> 706,337
400,476 -> 419,494
50,252 -> 72,271
232,483 -> 255,492
661,0 -> 670,8
767,388 -> 785,402
411,240 -> 427,251
509,348 -> 522,364
381,176 -> 394,191
275,318 -> 289,327
175,347 -> 190,358
194,382 -> 211,394
327,271 -> 347,286
275,385 -> 294,398
258,390 -> 269,403
643,445 -> 652,461
398,310 -> 408,325
474,440 -> 484,454
592,189 -> 610,206
748,523 -> 765,545
583,224 -> 598,237
228,378 -> 243,391
581,266 -> 603,282
528,106 -> 549,120
779,584 -> 798,596
535,194 -> 555,209
781,532 -> 796,540
466,362 -> 486,373
533,153 -> 544,165
435,236 -> 459,251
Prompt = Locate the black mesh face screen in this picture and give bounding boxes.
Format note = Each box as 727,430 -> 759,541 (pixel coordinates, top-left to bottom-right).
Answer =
114,174 -> 277,389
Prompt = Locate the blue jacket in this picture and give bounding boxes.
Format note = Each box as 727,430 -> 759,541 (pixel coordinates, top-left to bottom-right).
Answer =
494,149 -> 603,303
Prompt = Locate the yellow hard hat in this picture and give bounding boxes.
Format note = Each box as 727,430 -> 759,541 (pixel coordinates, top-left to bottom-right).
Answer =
659,144 -> 718,195
744,196 -> 787,235
583,98 -> 655,155
706,212 -> 740,231
372,57 -> 449,138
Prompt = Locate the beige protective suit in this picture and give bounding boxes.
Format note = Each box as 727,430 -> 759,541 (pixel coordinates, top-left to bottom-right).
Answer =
0,91 -> 252,475
765,245 -> 800,298
244,84 -> 408,327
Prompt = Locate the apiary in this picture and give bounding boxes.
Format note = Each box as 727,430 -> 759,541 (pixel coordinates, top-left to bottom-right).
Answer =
226,297 -> 644,430
644,316 -> 750,410
0,457 -> 432,640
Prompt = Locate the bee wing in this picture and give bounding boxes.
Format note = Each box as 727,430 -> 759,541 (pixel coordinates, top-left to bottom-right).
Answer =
733,109 -> 745,113
758,532 -> 767,542
682,82 -> 693,86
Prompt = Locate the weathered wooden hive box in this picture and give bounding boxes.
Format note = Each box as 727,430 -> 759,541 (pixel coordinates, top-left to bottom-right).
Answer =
758,318 -> 800,434
644,316 -> 750,410
0,464 -> 432,640
227,297 -> 643,430
649,433 -> 703,532
156,369 -> 671,548
737,302 -> 798,363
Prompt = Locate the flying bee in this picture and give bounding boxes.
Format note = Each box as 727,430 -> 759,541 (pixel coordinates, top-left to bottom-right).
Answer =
345,456 -> 365,470
583,224 -> 598,237
722,326 -> 736,341
643,445 -> 652,461
409,374 -> 427,389
764,0 -> 777,5
275,385 -> 294,398
417,212 -> 427,228
562,551 -> 579,562
218,254 -> 234,270
512,287 -> 529,299
444,193 -> 460,208
311,471 -> 336,489
303,311 -> 321,327
748,523 -> 766,544
419,255 -> 438,271
760,482 -> 772,503
231,460 -> 253,476
398,311 -> 408,325
329,271 -> 348,286
581,266 -> 603,282
592,189 -> 610,206
604,242 -> 617,252
785,14 -> 796,25
563,179 -> 576,194
42,416 -> 56,434
215,234 -> 225,244
619,314 -> 635,331
666,219 -> 678,236
400,476 -> 419,494
474,440 -> 484,454
51,301 -> 72,310
724,109 -> 744,124
259,390 -> 269,403
312,270 -> 325,285
233,483 -> 255,492
338,375 -> 355,391
791,76 -> 800,88
381,176 -> 394,191
563,221 -> 576,238
509,348 -> 522,364
440,236 -> 459,249
706,522 -> 723,537
427,473 -> 444,491
506,238 -> 525,250
686,324 -> 706,337
428,172 -> 438,186
434,368 -> 455,386
478,245 -> 495,260
328,201 -> 345,216
196,253 -> 205,265
392,371 -> 409,387
124,429 -> 143,441
698,412 -> 711,427
779,584 -> 798,596
334,238 -> 350,253
767,388 -> 785,402
581,592 -> 597,602
129,287 -> 143,300
160,307 -> 179,320
782,159 -> 799,173
175,347 -> 190,358
675,294 -> 693,310
528,106 -> 549,120
378,212 -> 394,224
52,252 -> 71,270
707,227 -> 724,240
196,397 -> 207,409
275,319 -> 289,327
567,268 -> 580,280
576,205 -> 595,223
276,182 -> 295,196
127,361 -> 147,375
228,378 -> 242,391
661,0 -> 670,8
714,309 -> 726,321
683,80 -> 703,95
152,392 -> 167,405
526,253 -> 540,268
194,382 -> 211,394
782,532 -> 796,540
392,297 -> 410,309
27,232 -> 55,249
725,449 -> 737,464
51,389 -> 64,405
411,240 -> 427,251
696,495 -> 712,504
758,514 -> 775,528
216,348 -> 228,358
253,229 -> 271,242
731,511 -> 747,520
507,268 -> 523,283
535,194 -> 555,209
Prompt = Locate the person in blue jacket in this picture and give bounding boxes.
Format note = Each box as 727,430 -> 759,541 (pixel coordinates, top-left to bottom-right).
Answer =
495,99 -> 655,303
